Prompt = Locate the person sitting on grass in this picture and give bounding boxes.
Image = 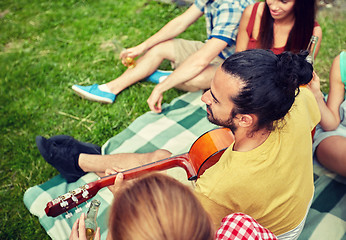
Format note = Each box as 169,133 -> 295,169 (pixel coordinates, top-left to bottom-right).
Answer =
37,49 -> 320,239
71,0 -> 254,113
308,51 -> 346,177
69,172 -> 278,240
236,0 -> 322,55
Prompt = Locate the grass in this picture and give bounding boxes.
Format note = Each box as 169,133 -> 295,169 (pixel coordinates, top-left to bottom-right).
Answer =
0,0 -> 345,239
314,7 -> 346,92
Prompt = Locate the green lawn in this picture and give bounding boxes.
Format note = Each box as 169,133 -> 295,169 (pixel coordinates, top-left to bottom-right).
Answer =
0,0 -> 345,239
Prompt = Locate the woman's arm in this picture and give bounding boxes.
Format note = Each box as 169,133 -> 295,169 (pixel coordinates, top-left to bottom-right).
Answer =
325,54 -> 344,128
312,25 -> 323,59
309,54 -> 344,131
235,4 -> 253,52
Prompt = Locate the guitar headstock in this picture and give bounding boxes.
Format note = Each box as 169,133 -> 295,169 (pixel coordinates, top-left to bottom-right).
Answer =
45,181 -> 99,218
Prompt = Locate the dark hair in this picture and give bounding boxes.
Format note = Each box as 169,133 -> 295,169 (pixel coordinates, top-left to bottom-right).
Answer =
221,49 -> 312,132
258,0 -> 316,52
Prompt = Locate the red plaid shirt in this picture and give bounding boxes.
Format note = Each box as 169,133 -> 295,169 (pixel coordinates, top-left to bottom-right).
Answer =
215,213 -> 278,240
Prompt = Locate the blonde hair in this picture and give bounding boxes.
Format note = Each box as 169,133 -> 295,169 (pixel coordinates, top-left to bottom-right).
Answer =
108,172 -> 214,240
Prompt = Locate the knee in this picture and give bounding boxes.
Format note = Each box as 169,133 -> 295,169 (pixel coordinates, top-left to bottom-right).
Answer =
176,82 -> 201,92
176,75 -> 211,92
151,149 -> 172,161
147,40 -> 174,58
316,140 -> 346,177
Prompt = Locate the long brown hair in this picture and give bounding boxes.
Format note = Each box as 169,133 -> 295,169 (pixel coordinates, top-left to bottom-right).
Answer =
258,0 -> 317,52
108,173 -> 214,240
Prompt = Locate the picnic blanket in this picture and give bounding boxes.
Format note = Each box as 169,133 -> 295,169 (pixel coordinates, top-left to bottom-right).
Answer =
24,91 -> 346,240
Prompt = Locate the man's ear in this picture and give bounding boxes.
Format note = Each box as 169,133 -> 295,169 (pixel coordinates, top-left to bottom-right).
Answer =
238,114 -> 255,128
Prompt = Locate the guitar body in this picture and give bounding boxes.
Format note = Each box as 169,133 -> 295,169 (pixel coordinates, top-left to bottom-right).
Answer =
188,128 -> 234,179
45,128 -> 234,217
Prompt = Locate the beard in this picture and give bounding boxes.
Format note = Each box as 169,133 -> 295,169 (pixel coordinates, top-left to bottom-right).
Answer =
206,106 -> 238,133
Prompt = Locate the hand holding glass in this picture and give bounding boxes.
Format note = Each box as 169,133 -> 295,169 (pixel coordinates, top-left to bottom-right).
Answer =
112,39 -> 136,69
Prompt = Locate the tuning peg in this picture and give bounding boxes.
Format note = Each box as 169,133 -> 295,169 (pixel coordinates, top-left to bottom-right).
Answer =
82,189 -> 89,198
75,206 -> 82,213
65,211 -> 73,219
71,195 -> 78,203
85,201 -> 91,209
60,200 -> 68,208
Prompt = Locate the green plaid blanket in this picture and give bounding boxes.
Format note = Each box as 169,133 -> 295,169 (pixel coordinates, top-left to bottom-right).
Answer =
23,91 -> 346,240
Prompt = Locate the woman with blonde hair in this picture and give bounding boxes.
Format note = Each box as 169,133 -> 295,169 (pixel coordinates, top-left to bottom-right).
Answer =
108,172 -> 214,240
70,172 -> 214,240
69,172 -> 277,240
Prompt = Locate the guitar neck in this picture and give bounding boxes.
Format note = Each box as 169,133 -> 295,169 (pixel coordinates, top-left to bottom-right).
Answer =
45,128 -> 234,218
45,153 -> 194,217
97,153 -> 193,188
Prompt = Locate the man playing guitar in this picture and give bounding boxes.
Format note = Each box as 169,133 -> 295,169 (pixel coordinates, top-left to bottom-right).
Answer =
38,49 -> 320,239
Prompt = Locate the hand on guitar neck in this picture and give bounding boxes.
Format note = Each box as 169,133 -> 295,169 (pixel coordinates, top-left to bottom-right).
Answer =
45,128 -> 234,218
105,168 -> 124,195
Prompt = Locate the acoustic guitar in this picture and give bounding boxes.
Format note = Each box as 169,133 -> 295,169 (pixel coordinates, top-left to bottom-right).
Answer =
45,128 -> 234,218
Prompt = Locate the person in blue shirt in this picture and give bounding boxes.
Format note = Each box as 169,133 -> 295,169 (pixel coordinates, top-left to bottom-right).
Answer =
72,0 -> 254,113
